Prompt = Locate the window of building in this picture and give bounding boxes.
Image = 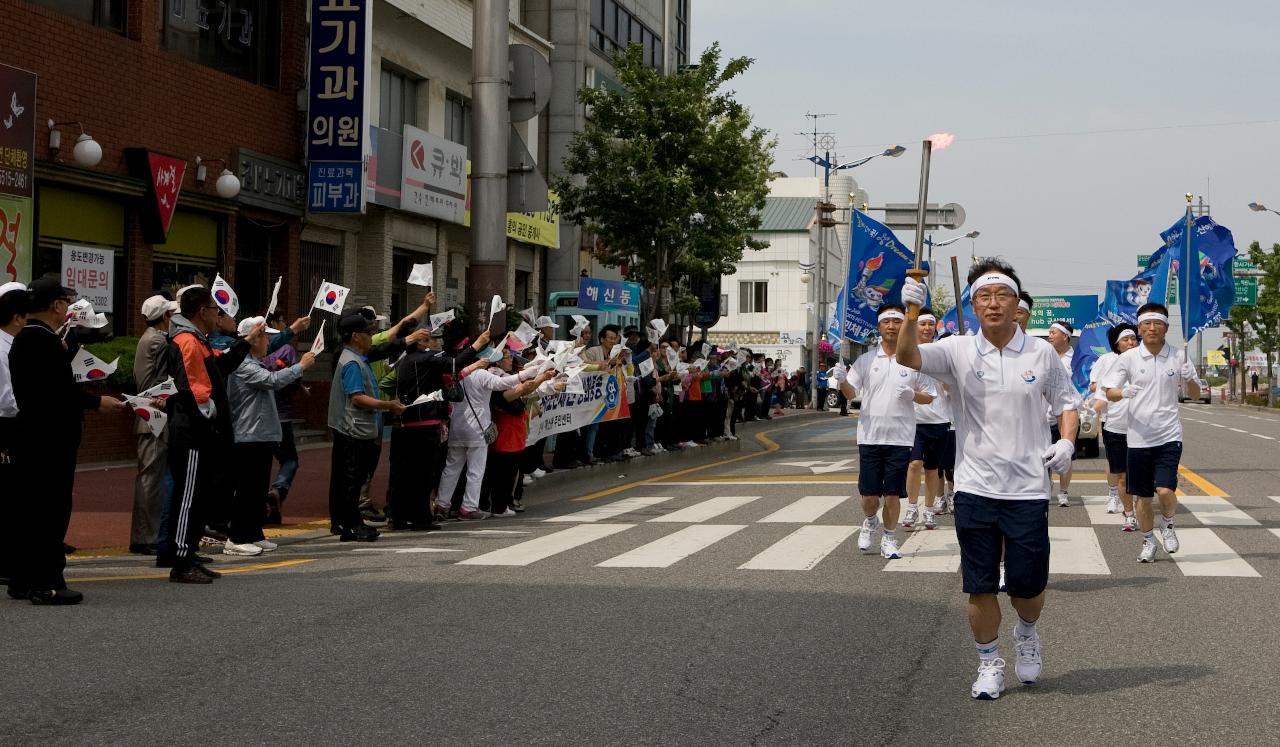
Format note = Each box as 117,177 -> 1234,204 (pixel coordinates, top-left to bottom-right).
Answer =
739,281 -> 768,314
589,0 -> 662,69
235,217 -> 280,316
28,0 -> 126,32
445,91 -> 473,149
514,270 -> 531,311
34,185 -> 128,334
675,0 -> 689,67
163,0 -> 281,87
379,65 -> 419,134
299,240 -> 341,348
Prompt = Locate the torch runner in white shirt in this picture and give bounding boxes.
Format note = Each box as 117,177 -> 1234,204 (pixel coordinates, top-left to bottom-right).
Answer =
1089,323 -> 1139,530
831,303 -> 936,560
1102,303 -> 1199,563
904,308 -> 950,530
897,259 -> 1081,701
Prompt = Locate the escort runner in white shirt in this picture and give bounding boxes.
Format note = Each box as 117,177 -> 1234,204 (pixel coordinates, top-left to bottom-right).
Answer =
904,308 -> 950,530
833,303 -> 936,561
1103,303 -> 1199,563
1088,324 -> 1139,528
898,260 -> 1080,701
1046,320 -> 1076,507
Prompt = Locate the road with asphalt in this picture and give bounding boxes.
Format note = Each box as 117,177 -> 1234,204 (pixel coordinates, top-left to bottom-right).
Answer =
6,404 -> 1280,744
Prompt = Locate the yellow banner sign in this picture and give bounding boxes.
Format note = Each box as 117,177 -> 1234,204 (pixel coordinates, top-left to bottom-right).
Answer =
461,160 -> 560,248
1206,350 -> 1226,366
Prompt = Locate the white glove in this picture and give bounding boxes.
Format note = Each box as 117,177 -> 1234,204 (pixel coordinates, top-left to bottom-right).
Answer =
1121,384 -> 1142,399
901,277 -> 928,307
1043,438 -> 1075,474
830,363 -> 848,384
895,384 -> 916,403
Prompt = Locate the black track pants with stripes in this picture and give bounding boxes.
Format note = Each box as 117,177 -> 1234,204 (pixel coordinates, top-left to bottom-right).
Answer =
161,444 -> 214,568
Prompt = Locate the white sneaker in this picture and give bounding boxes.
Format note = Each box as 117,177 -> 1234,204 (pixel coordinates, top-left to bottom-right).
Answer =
522,475 -> 535,486
931,498 -> 946,515
1013,628 -> 1043,684
1160,522 -> 1179,554
727,435 -> 739,441
532,468 -> 547,479
971,658 -> 1007,700
998,562 -> 1007,592
858,516 -> 880,553
1138,540 -> 1158,563
1105,495 -> 1122,514
1122,514 -> 1137,532
881,535 -> 902,560
944,487 -> 955,511
623,448 -> 641,458
223,539 -> 264,556
493,508 -> 518,517
902,505 -> 918,528
253,539 -> 278,552
1057,493 -> 1070,507
923,508 -> 937,530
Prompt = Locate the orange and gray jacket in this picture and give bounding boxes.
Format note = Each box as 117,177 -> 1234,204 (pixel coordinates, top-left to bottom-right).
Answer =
165,314 -> 250,449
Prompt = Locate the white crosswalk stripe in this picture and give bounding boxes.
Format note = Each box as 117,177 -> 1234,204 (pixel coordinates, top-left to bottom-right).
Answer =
598,525 -> 746,568
1166,528 -> 1260,577
739,525 -> 857,570
1081,495 -> 1124,525
649,496 -> 759,523
885,529 -> 961,573
1179,495 -> 1260,526
458,524 -> 634,566
757,495 -> 847,523
543,496 -> 673,523
1047,527 -> 1110,575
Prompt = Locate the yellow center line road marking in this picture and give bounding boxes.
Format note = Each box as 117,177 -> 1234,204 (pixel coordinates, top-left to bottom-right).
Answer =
1178,465 -> 1229,498
70,558 -> 315,583
571,418 -> 822,502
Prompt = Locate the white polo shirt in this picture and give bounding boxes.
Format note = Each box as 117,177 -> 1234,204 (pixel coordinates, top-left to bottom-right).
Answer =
848,345 -> 935,447
1089,351 -> 1129,434
919,326 -> 1082,501
914,379 -> 950,425
1046,347 -> 1075,425
1100,342 -> 1196,448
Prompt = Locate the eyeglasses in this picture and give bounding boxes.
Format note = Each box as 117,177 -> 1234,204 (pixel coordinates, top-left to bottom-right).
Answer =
973,290 -> 1018,305
202,304 -> 219,312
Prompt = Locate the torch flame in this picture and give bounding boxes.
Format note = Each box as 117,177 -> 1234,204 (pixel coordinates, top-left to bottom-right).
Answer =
926,132 -> 955,151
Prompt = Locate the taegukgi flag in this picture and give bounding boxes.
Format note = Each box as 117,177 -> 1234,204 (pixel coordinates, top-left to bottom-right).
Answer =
311,280 -> 351,315
212,273 -> 239,317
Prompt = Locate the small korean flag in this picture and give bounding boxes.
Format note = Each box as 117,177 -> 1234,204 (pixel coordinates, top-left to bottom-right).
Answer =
212,273 -> 239,317
311,280 -> 351,315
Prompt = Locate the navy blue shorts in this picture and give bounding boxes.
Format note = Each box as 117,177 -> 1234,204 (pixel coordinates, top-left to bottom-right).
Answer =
954,492 -> 1050,598
1126,441 -> 1182,498
858,444 -> 911,498
941,430 -> 956,471
910,423 -> 950,470
1102,429 -> 1128,475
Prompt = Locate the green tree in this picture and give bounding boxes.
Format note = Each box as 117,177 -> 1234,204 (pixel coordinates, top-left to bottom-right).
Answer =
1246,240 -> 1280,406
927,282 -> 954,320
553,42 -> 776,323
1223,305 -> 1255,399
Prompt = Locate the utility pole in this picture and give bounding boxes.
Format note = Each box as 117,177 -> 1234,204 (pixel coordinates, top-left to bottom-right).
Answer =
468,0 -> 511,333
797,112 -> 834,178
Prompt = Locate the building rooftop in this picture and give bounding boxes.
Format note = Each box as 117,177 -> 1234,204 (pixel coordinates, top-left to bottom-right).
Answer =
756,197 -> 815,233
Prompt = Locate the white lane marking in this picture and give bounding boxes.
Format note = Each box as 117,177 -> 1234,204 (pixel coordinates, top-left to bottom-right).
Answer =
597,525 -> 746,568
739,525 -> 857,570
649,496 -> 760,523
444,530 -> 532,535
1210,423 -> 1226,428
1252,433 -> 1275,440
1081,495 -> 1125,525
458,524 -> 634,566
1178,495 -> 1260,526
1167,528 -> 1260,577
885,528 -> 961,573
757,495 -> 848,523
1048,527 -> 1111,575
543,496 -> 673,522
351,548 -> 461,553
1228,427 -> 1248,433
1269,496 -> 1280,506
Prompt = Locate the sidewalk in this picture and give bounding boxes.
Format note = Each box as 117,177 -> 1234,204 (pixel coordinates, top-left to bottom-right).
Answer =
66,408 -> 819,554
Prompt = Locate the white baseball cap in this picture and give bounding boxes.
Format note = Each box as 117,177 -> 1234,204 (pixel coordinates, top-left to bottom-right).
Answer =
141,294 -> 179,321
535,315 -> 559,329
0,281 -> 26,297
237,315 -> 279,337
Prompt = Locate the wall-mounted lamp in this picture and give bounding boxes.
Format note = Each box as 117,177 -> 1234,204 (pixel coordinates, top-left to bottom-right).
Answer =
195,156 -> 242,199
48,120 -> 102,167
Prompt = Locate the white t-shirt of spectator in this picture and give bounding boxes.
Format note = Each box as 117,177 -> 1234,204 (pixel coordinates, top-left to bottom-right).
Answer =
847,346 -> 935,447
1089,351 -> 1129,434
919,326 -> 1082,501
1100,342 -> 1196,448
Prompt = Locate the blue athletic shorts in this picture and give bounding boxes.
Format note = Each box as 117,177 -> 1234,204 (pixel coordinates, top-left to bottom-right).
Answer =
910,423 -> 950,470
1126,441 -> 1182,498
941,430 -> 956,471
1102,429 -> 1128,475
858,444 -> 911,498
954,492 -> 1050,598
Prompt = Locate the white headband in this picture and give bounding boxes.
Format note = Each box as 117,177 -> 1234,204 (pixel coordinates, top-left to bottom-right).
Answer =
917,314 -> 937,324
878,309 -> 906,322
1137,312 -> 1169,326
1017,299 -> 1030,313
1049,322 -> 1072,337
970,272 -> 1020,295
1117,328 -> 1137,341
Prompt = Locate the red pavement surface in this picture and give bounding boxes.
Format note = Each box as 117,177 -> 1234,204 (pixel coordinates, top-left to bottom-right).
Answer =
68,445 -> 389,552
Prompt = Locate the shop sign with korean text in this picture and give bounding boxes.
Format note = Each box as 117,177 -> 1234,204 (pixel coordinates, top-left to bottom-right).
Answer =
0,64 -> 36,199
400,124 -> 466,223
306,0 -> 370,213
62,244 -> 114,313
577,276 -> 641,313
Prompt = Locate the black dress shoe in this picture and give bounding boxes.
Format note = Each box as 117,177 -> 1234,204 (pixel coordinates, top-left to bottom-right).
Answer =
169,566 -> 213,584
339,525 -> 379,542
194,563 -> 222,579
63,543 -> 77,555
7,585 -> 30,600
129,543 -> 158,556
29,588 -> 83,606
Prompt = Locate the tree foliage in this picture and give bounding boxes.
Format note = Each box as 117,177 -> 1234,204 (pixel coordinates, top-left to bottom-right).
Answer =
1246,240 -> 1280,406
553,42 -> 776,320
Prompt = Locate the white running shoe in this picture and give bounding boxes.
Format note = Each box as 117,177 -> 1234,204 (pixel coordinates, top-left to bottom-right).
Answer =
1160,522 -> 1179,554
1014,628 -> 1043,684
523,475 -> 535,486
944,487 -> 955,513
727,435 -> 739,441
902,505 -> 918,528
998,562 -> 1007,592
1122,514 -> 1137,532
931,498 -> 946,515
223,540 -> 264,556
971,658 -> 1007,700
253,539 -> 278,552
493,508 -> 518,517
1104,495 -> 1122,514
858,516 -> 880,553
923,508 -> 937,530
1138,540 -> 1158,563
532,468 -> 547,479
1057,493 -> 1070,508
881,535 -> 902,560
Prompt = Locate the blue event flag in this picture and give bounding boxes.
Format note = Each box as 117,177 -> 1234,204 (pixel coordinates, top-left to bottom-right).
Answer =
1147,214 -> 1238,340
835,210 -> 917,343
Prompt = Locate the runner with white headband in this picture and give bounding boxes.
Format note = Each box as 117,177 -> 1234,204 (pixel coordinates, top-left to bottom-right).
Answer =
897,258 -> 1081,701
1088,323 -> 1140,527
1015,292 -> 1034,332
1102,302 -> 1200,563
904,307 -> 949,531
835,303 -> 936,560
1045,319 -> 1078,508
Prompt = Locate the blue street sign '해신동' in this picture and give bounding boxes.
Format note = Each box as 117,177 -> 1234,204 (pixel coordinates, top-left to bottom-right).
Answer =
578,277 -> 641,313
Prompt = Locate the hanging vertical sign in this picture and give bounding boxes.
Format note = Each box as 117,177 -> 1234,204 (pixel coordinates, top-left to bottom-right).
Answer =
306,0 -> 371,214
0,63 -> 37,199
124,149 -> 187,243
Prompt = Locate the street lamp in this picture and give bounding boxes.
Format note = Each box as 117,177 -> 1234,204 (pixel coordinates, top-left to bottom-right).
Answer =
1248,202 -> 1280,217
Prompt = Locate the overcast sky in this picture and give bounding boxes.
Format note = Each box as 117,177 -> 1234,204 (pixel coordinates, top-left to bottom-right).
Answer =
694,0 -> 1280,339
